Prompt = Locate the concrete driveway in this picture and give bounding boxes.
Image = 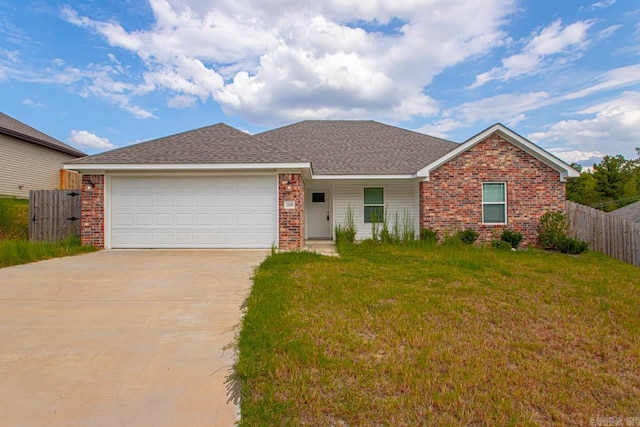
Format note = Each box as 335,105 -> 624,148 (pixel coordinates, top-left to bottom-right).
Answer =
0,249 -> 268,427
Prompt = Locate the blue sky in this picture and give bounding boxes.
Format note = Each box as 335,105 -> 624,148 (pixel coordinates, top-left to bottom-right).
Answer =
1,0 -> 639,166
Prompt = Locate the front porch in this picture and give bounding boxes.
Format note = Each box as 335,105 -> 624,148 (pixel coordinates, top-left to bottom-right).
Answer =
304,239 -> 337,256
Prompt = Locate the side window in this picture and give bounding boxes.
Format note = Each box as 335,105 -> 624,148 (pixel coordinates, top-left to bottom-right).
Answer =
364,188 -> 384,223
482,182 -> 506,224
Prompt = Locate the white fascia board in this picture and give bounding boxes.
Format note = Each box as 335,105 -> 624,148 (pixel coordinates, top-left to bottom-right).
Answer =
64,162 -> 311,172
416,123 -> 580,182
311,174 -> 415,180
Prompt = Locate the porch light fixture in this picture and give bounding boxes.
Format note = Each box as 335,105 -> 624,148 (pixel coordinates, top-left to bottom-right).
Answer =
85,180 -> 95,191
286,180 -> 293,193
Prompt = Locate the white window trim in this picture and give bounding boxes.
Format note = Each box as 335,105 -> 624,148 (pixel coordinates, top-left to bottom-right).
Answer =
482,182 -> 507,225
364,187 -> 385,223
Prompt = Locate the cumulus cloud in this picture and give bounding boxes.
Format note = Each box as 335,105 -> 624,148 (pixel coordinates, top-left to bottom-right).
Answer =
60,0 -> 517,123
528,91 -> 640,160
68,130 -> 117,150
469,19 -> 593,89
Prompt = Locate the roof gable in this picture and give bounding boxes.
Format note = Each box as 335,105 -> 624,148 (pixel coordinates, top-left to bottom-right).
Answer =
417,123 -> 580,181
68,123 -> 306,166
257,120 -> 458,176
0,112 -> 86,157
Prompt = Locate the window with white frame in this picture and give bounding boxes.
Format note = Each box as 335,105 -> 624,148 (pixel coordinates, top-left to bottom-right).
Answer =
364,187 -> 384,223
482,182 -> 506,224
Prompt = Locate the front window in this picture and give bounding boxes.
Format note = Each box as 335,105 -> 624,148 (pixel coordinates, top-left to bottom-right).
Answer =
364,188 -> 384,223
483,183 -> 506,224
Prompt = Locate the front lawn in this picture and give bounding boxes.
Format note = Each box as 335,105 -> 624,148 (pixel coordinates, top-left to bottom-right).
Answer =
236,243 -> 640,426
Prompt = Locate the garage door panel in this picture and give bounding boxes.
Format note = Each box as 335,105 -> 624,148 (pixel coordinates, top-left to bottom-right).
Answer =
216,213 -> 234,226
136,195 -> 153,207
110,176 -> 277,248
135,214 -> 153,226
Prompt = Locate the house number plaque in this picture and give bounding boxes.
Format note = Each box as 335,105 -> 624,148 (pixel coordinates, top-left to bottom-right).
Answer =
284,200 -> 296,210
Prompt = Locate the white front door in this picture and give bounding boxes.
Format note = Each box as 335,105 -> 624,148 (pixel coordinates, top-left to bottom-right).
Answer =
308,190 -> 331,239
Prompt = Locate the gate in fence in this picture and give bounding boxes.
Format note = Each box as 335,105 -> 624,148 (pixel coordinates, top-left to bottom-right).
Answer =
29,189 -> 82,242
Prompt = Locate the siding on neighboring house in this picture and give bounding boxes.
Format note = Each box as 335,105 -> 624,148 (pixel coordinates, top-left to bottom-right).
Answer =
333,179 -> 420,240
420,133 -> 566,245
1,134 -> 78,198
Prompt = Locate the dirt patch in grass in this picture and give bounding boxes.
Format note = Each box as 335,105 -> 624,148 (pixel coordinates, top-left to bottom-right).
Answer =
237,244 -> 640,426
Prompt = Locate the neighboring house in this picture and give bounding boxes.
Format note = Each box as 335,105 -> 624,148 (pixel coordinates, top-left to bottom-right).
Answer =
65,121 -> 579,250
611,200 -> 640,223
0,113 -> 86,198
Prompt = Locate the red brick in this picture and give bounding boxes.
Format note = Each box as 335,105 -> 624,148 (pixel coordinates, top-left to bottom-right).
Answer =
419,135 -> 566,246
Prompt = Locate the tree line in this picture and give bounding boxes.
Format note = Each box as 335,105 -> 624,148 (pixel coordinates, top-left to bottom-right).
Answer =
566,148 -> 640,212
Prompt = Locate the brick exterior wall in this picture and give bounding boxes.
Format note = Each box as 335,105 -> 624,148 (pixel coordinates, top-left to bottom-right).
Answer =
419,134 -> 566,246
278,173 -> 305,250
81,174 -> 105,247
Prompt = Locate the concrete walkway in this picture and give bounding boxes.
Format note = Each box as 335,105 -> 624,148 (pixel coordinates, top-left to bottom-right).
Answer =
0,249 -> 268,427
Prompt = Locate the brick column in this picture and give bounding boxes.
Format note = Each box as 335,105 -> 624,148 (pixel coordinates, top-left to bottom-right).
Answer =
278,173 -> 304,250
81,174 -> 105,247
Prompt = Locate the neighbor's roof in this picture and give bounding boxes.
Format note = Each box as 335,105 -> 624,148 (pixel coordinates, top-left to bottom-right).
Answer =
0,112 -> 86,157
256,120 -> 458,176
68,123 -> 306,166
611,200 -> 640,223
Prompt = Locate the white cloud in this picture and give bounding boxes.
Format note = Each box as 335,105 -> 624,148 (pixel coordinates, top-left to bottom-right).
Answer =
68,130 -> 117,150
547,148 -> 605,164
454,91 -> 552,125
167,94 -> 197,108
562,64 -> 640,100
60,0 -> 517,122
528,91 -> 640,159
22,98 -> 44,108
469,19 -> 593,89
590,0 -> 616,10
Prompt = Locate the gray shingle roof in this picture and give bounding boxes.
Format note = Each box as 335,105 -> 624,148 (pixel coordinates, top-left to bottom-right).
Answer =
68,123 -> 305,165
0,112 -> 86,157
68,120 -> 459,175
611,200 -> 640,223
256,120 -> 458,175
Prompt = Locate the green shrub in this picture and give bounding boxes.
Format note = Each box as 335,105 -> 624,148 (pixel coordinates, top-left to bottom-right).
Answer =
500,228 -> 523,249
537,210 -> 589,254
491,239 -> 513,250
419,227 -> 438,244
537,211 -> 569,250
555,236 -> 589,254
335,206 -> 357,245
457,228 -> 479,245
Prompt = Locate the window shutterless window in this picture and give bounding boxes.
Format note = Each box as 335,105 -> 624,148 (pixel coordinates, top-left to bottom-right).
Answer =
482,183 -> 506,224
364,188 -> 384,223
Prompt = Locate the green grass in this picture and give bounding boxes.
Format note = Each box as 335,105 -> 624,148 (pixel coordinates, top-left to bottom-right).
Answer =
1,196 -> 96,268
0,196 -> 29,239
236,243 -> 640,426
0,236 -> 97,268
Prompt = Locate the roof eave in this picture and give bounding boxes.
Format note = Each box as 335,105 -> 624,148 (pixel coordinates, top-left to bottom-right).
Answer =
0,127 -> 86,157
416,123 -> 581,182
63,162 -> 312,172
311,174 -> 417,180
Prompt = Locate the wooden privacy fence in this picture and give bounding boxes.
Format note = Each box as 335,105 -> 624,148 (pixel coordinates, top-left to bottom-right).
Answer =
60,169 -> 81,190
566,201 -> 640,267
29,189 -> 82,242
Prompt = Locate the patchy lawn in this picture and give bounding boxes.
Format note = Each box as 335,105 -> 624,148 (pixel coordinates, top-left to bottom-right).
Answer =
236,243 -> 640,426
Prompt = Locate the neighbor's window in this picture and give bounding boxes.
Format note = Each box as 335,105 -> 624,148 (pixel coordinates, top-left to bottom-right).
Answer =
364,188 -> 384,223
482,183 -> 506,224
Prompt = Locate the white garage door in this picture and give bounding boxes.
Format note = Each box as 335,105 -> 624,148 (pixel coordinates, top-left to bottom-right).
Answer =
110,176 -> 277,248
